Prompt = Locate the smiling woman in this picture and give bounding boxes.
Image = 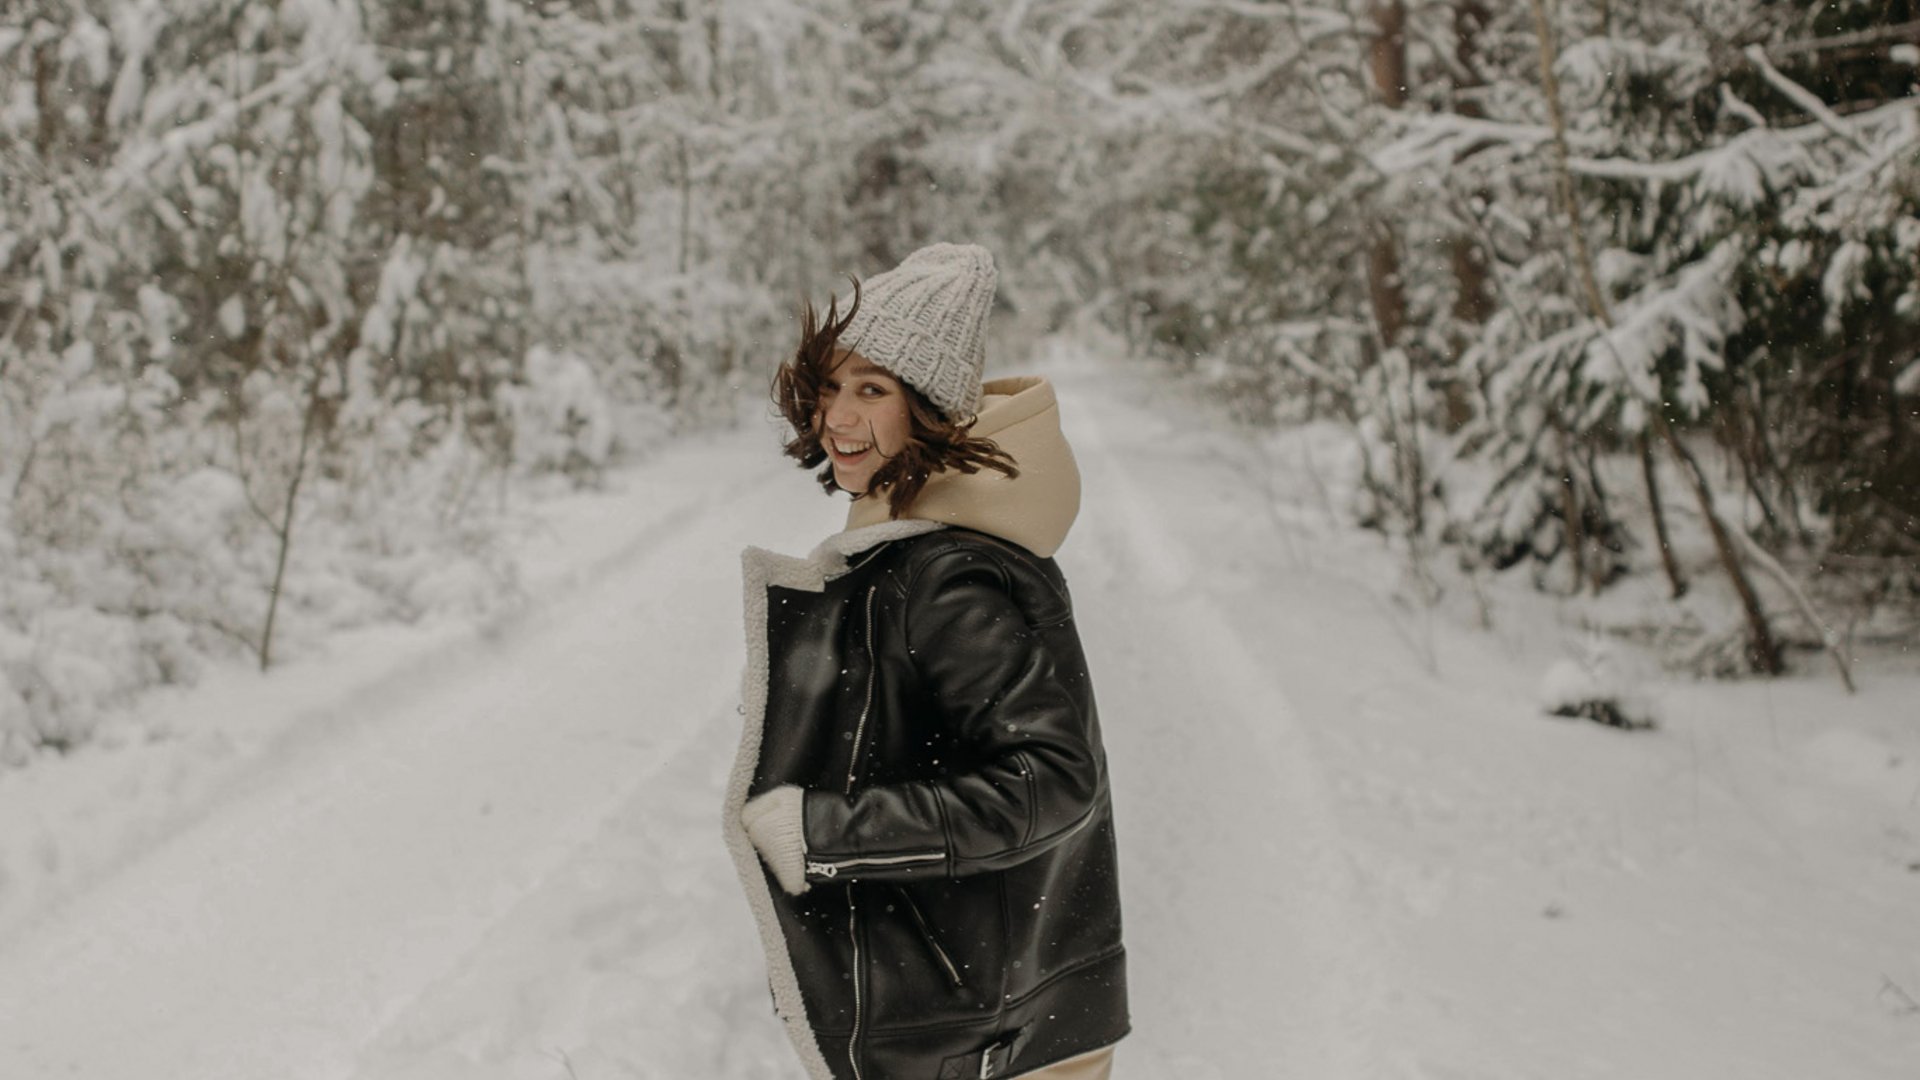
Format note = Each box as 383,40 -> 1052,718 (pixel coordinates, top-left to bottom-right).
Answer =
731,243 -> 1129,1080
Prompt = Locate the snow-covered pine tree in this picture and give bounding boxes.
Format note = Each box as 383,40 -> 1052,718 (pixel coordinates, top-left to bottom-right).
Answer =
1044,0 -> 1915,672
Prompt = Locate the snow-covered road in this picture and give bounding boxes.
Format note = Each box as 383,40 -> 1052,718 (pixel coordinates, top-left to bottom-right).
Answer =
1064,358 -> 1391,1079
0,345 -> 1394,1080
3,338 -> 1916,1080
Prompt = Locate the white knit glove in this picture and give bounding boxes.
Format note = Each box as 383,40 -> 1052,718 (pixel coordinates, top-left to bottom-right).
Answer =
741,785 -> 809,896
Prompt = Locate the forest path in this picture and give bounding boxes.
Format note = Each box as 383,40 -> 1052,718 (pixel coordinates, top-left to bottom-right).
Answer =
1053,345 -> 1394,1078
0,351 -> 1393,1080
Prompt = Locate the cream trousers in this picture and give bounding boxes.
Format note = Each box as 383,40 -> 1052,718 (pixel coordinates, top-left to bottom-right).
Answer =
1010,1045 -> 1115,1080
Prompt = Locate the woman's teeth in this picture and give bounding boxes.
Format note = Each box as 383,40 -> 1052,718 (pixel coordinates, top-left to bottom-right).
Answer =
833,440 -> 871,455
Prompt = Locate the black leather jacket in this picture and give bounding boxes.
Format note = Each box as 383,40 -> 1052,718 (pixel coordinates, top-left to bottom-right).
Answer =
750,525 -> 1129,1080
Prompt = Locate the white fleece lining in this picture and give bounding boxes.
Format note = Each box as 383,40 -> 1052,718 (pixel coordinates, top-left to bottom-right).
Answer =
723,518 -> 947,1080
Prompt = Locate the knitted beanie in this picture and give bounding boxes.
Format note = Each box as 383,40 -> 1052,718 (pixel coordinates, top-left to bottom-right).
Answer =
839,242 -> 997,420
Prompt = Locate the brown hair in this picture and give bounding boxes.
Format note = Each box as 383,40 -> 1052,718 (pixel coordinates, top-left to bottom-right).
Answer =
772,276 -> 1018,517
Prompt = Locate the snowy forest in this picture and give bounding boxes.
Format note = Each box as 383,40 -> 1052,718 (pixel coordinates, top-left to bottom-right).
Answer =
3,0 -> 1917,755
4,4 -> 1920,1078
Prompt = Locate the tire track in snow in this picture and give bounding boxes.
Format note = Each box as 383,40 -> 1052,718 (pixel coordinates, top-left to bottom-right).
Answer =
0,440 -> 810,1080
1057,355 -> 1395,1080
343,688 -> 801,1080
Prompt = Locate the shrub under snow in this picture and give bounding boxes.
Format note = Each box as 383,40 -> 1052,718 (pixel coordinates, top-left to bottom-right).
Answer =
1537,638 -> 1659,731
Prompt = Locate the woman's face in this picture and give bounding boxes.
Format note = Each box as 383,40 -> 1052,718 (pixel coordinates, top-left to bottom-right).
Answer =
817,349 -> 912,495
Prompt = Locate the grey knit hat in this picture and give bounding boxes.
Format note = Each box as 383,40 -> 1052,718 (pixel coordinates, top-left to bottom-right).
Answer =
839,242 -> 997,419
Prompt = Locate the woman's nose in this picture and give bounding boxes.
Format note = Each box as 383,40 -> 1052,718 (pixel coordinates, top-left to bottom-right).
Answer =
824,396 -> 859,432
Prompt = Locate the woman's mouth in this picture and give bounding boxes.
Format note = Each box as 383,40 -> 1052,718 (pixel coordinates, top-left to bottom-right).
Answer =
828,437 -> 873,465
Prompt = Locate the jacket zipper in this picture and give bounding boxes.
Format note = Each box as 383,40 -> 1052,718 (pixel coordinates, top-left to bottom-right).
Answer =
848,896 -> 864,1080
846,584 -> 877,1080
844,585 -> 878,796
806,850 -> 944,878
896,885 -> 965,989
814,587 -> 937,875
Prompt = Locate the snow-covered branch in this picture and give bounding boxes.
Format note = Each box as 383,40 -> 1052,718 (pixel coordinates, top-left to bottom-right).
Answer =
1743,45 -> 1871,153
1375,98 -> 1910,197
1581,244 -> 1745,420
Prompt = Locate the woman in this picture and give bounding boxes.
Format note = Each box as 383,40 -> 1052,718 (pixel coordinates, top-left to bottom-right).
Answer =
723,243 -> 1129,1080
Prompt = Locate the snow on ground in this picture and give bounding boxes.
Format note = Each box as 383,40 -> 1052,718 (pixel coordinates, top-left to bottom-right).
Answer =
1046,337 -> 1920,1080
1,334 -> 1916,1079
0,407 -> 781,953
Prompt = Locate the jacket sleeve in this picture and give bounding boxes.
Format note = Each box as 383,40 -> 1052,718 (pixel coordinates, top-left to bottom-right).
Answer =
800,547 -> 1102,885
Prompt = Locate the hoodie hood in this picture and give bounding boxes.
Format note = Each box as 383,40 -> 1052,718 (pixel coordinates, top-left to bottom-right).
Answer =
842,375 -> 1080,558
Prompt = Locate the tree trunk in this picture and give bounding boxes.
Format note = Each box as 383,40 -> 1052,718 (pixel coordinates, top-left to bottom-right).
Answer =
1449,0 -> 1495,329
1367,2 -> 1409,350
1448,237 -> 1494,325
1661,429 -> 1784,673
259,372 -> 325,672
33,39 -> 57,156
678,135 -> 693,276
1443,0 -> 1495,428
1370,2 -> 1409,108
1557,420 -> 1586,593
1640,431 -> 1689,598
1367,226 -> 1406,348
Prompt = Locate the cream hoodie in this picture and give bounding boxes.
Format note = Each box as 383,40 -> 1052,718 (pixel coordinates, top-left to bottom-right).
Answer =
842,375 -> 1080,558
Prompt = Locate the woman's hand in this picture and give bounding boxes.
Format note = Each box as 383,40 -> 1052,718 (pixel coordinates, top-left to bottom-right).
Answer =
741,785 -> 810,896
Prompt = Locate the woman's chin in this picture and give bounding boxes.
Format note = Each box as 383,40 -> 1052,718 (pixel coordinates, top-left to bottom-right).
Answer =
832,467 -> 869,495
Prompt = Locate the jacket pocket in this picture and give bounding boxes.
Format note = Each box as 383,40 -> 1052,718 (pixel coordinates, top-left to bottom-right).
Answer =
865,876 -> 1004,1032
894,884 -> 964,989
